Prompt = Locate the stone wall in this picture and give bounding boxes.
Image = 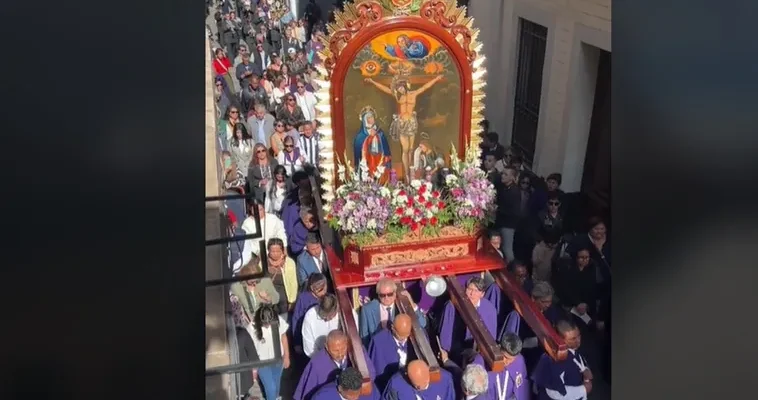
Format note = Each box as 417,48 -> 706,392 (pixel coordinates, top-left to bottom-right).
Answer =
470,0 -> 611,191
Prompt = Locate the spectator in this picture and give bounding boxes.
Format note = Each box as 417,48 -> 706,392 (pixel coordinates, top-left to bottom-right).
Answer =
296,232 -> 326,286
532,230 -> 561,285
304,0 -> 322,40
269,119 -> 289,157
358,278 -> 426,346
241,199 -> 287,256
294,80 -> 318,121
553,248 -> 599,332
283,27 -> 301,57
248,143 -> 278,202
301,295 -> 358,357
265,165 -> 291,216
241,74 -> 270,115
487,230 -> 504,259
291,49 -> 308,74
278,135 -> 305,176
482,151 -> 499,185
218,105 -> 243,150
277,92 -> 306,127
253,42 -> 272,71
264,238 -> 298,317
249,304 -> 291,400
213,48 -> 236,92
229,122 -> 255,177
495,166 -> 522,261
221,151 -> 247,191
295,19 -> 307,44
247,103 -> 275,145
270,52 -> 283,73
236,52 -> 262,90
298,121 -> 319,166
481,131 -> 505,161
229,261 -> 280,321
272,76 -> 289,108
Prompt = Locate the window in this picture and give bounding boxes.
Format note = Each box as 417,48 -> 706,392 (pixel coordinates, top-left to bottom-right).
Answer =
511,18 -> 548,166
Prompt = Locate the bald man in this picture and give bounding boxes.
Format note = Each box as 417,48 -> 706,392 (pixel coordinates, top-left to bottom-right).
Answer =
311,366 -> 381,400
368,314 -> 420,392
382,360 -> 455,400
295,329 -> 377,400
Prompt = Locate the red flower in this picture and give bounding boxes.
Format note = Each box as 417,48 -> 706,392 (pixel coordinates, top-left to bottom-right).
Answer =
420,218 -> 428,226
395,207 -> 404,216
400,216 -> 411,225
430,216 -> 438,226
425,201 -> 433,208
432,190 -> 440,198
407,199 -> 413,207
411,221 -> 419,231
419,185 -> 426,195
414,208 -> 422,216
417,195 -> 426,203
398,190 -> 406,196
437,201 -> 445,209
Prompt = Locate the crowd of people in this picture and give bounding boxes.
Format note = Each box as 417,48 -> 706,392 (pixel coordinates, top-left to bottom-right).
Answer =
208,2 -> 612,400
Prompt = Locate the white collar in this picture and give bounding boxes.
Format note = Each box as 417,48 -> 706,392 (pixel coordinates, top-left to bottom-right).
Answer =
465,395 -> 479,400
394,336 -> 406,347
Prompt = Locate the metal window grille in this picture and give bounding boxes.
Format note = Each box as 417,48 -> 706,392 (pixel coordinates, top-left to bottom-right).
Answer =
511,18 -> 548,166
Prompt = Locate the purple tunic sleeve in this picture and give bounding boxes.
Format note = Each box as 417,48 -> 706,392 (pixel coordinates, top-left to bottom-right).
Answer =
531,354 -> 565,396
438,301 -> 457,351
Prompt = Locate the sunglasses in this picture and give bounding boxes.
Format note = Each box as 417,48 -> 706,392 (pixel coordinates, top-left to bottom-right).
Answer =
230,110 -> 239,114
548,201 -> 560,206
377,292 -> 396,298
297,85 -> 305,89
284,144 -> 294,148
256,149 -> 266,153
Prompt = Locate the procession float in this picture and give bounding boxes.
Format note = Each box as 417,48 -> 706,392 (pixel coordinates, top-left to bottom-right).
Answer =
308,0 -> 567,393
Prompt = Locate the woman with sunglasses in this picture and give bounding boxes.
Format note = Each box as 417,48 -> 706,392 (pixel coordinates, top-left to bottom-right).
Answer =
230,123 -> 255,177
212,47 -> 236,93
218,106 -> 244,151
277,135 -> 305,177
265,165 -> 291,217
248,143 -> 279,203
271,75 -> 289,108
275,93 -> 305,127
268,119 -> 288,157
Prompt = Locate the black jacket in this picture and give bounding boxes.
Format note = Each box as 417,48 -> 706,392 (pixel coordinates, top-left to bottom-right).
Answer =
553,260 -> 599,318
494,183 -> 523,229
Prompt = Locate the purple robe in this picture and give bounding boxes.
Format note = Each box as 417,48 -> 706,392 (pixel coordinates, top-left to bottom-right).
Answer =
472,354 -> 531,400
381,368 -> 455,400
501,307 -> 564,374
311,382 -> 380,400
368,328 -> 418,392
438,299 -> 498,353
290,291 -> 319,347
532,351 -> 587,400
484,283 -> 515,335
294,348 -> 377,400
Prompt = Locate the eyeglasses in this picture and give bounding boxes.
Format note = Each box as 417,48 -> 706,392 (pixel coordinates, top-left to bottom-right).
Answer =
230,110 -> 239,114
378,291 -> 396,298
284,144 -> 294,149
256,149 -> 266,153
548,201 -> 560,206
297,85 -> 305,89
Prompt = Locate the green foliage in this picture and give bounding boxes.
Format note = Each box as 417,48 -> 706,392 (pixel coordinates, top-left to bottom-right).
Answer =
384,224 -> 410,244
457,217 -> 479,235
342,231 -> 379,248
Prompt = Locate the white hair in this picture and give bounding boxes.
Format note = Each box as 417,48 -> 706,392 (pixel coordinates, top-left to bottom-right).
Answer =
375,277 -> 396,293
462,364 -> 488,395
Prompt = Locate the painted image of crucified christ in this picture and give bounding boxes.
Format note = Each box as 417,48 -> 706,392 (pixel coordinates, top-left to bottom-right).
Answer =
363,74 -> 445,182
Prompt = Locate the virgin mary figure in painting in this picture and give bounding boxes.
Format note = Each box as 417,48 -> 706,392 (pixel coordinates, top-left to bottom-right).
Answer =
353,106 -> 391,177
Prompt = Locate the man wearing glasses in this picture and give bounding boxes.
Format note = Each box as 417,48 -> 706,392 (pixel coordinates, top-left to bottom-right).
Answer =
294,81 -> 318,122
358,278 -> 427,346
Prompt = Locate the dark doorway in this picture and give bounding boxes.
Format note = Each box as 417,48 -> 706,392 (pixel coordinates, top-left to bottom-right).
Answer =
581,50 -> 611,225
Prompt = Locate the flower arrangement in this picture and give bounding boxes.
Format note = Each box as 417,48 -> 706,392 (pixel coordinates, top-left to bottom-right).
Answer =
325,145 -> 496,247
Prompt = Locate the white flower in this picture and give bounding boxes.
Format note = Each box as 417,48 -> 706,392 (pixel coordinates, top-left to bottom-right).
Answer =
397,195 -> 408,204
410,180 -> 422,189
346,200 -> 356,211
405,208 -> 414,216
379,187 -> 391,197
464,199 -> 474,207
367,218 -> 377,229
345,219 -> 354,232
425,210 -> 433,218
375,165 -> 386,179
445,174 -> 459,185
431,206 -> 439,213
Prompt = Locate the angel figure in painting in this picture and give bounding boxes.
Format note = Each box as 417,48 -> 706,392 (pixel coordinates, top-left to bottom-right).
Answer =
353,106 -> 391,178
410,139 -> 443,179
364,74 -> 444,182
384,34 -> 431,60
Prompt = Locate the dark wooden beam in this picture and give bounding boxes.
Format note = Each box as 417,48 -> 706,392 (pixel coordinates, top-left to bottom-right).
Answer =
394,283 -> 441,382
445,276 -> 505,372
335,287 -> 373,395
490,269 -> 568,361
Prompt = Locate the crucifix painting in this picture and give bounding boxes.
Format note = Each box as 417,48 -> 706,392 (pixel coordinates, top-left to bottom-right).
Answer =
343,29 -> 462,183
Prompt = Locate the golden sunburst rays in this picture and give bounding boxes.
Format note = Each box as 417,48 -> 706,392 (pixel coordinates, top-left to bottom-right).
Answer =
314,0 -> 487,204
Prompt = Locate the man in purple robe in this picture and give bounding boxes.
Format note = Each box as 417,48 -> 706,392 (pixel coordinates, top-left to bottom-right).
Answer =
470,332 -> 531,400
291,273 -> 328,359
368,314 -> 417,392
294,329 -> 377,400
500,282 -> 564,375
286,206 -> 318,257
532,320 -> 593,400
382,360 -> 455,400
439,276 -> 498,362
484,260 -> 534,333
311,366 -> 380,400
